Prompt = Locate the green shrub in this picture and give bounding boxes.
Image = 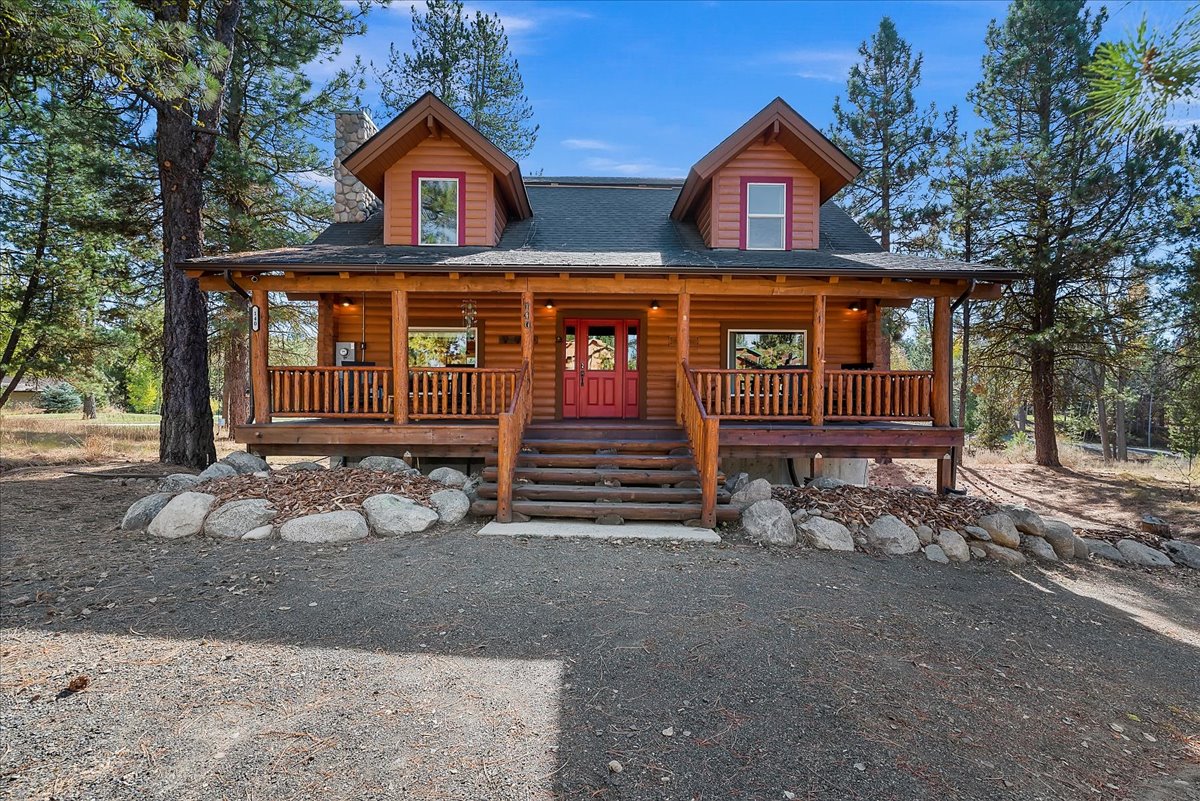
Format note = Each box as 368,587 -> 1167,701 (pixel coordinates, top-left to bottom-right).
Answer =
35,382 -> 82,413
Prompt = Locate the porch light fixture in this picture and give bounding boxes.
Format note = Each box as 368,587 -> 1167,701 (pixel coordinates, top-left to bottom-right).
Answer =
650,299 -> 660,310
340,298 -> 352,307
848,300 -> 866,312
544,299 -> 554,309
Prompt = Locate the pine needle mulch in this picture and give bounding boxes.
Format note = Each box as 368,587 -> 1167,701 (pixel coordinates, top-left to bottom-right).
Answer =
772,484 -> 1000,531
203,468 -> 444,523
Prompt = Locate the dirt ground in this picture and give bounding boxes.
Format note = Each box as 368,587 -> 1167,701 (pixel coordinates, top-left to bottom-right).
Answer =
871,455 -> 1200,539
2,463 -> 1199,800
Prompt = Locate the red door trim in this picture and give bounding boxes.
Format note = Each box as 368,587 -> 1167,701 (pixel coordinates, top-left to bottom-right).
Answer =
561,317 -> 641,419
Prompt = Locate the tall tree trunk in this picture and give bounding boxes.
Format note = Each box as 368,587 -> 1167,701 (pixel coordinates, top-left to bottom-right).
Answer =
1094,364 -> 1111,461
1114,367 -> 1128,461
152,0 -> 242,468
1030,343 -> 1059,466
222,298 -> 250,438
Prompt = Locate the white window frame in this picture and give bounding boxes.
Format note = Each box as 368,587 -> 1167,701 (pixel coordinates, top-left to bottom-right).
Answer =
727,328 -> 809,369
408,326 -> 477,366
417,176 -> 460,247
745,182 -> 787,251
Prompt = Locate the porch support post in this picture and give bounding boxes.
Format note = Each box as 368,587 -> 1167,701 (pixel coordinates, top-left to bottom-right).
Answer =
317,296 -> 335,366
392,289 -> 409,424
676,292 -> 690,424
250,289 -> 271,424
810,294 -> 826,425
932,295 -> 951,427
520,289 -> 534,367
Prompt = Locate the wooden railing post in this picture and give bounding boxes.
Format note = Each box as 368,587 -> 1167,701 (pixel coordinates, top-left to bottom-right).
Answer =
251,289 -> 271,424
701,417 -> 719,528
521,289 -> 534,387
932,295 -> 951,427
676,293 -> 690,424
810,294 -> 826,426
392,289 -> 409,424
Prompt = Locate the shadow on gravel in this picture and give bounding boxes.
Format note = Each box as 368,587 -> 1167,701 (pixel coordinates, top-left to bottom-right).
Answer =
2,469 -> 1199,800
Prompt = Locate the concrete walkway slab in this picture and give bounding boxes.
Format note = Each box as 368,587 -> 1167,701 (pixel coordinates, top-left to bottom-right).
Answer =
477,519 -> 721,543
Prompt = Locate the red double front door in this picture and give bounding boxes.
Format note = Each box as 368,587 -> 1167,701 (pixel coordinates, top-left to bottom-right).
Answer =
562,318 -> 640,419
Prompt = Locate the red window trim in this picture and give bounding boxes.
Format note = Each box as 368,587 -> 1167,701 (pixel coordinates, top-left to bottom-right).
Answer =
411,170 -> 468,246
738,176 -> 793,250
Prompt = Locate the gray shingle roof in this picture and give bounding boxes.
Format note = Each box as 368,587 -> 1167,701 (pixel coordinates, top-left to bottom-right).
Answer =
187,180 -> 1015,280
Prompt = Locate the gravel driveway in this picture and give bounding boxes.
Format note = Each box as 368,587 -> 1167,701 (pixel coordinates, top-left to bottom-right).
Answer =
2,465 -> 1198,800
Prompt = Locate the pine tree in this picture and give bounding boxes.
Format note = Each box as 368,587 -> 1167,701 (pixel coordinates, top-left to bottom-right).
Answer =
828,16 -> 957,254
377,0 -> 538,158
970,0 -> 1183,467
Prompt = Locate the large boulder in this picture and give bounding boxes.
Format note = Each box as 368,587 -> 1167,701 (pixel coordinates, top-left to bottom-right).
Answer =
937,530 -> 971,562
796,516 -> 854,551
1001,504 -> 1046,537
1042,519 -> 1078,560
428,466 -> 468,487
429,489 -> 470,524
963,525 -> 991,542
357,456 -> 415,474
121,493 -> 174,531
1115,539 -> 1174,568
159,473 -> 200,493
1083,538 -> 1126,564
915,525 -> 934,546
982,542 -> 1027,566
148,492 -> 217,539
196,462 -> 237,483
279,510 -> 369,543
204,498 -> 276,539
731,478 -> 773,509
725,472 -> 750,493
1161,541 -> 1200,569
1021,534 -> 1059,562
976,513 -> 1020,549
924,544 -> 950,564
808,476 -> 848,490
864,515 -> 920,556
221,451 -> 269,475
742,499 -> 797,546
362,494 -> 439,536
280,461 -> 325,472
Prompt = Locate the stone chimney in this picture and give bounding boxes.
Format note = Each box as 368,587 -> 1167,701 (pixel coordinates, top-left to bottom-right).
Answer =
333,110 -> 381,224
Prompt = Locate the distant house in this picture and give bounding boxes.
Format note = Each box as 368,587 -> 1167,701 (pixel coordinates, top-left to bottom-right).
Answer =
183,94 -> 1018,525
5,376 -> 64,406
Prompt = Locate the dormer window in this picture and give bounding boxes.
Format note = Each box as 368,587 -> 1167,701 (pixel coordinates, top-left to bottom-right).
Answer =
414,172 -> 466,245
744,181 -> 789,250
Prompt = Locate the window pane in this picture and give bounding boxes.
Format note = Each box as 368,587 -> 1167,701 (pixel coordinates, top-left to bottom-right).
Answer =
420,179 -> 458,245
729,331 -> 807,369
409,328 -> 476,366
747,183 -> 785,215
626,326 -> 638,371
587,328 -> 616,370
564,326 -> 576,371
747,216 -> 785,250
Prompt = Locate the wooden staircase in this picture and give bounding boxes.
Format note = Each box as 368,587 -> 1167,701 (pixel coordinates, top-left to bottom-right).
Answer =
472,421 -> 738,525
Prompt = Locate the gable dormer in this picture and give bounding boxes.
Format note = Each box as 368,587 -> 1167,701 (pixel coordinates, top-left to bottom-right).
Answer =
341,93 -> 532,246
671,98 -> 860,251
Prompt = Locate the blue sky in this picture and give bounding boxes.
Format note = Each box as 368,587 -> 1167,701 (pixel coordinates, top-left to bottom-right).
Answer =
313,0 -> 1194,178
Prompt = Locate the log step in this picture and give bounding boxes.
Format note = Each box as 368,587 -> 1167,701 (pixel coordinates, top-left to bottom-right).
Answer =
476,482 -> 729,503
484,453 -> 695,469
470,499 -> 742,522
480,466 -> 712,485
520,438 -> 691,454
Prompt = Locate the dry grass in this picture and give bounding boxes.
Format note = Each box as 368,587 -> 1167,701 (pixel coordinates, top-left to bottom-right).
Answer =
0,411 -> 238,469
969,440 -> 1196,488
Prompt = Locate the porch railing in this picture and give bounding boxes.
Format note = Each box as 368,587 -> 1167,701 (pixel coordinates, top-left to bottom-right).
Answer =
824,369 -> 934,421
691,368 -> 812,419
495,361 -> 533,523
268,366 -> 393,419
266,365 -> 521,420
409,367 -> 520,419
678,360 -> 719,528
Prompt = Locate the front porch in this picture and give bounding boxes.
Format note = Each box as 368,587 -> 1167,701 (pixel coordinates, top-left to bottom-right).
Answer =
241,283 -> 962,526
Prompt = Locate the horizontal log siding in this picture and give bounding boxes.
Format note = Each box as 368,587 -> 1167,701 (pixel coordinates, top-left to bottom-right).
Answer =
382,137 -> 495,246
710,141 -> 820,249
492,177 -> 509,244
327,291 -> 870,419
695,184 -> 713,245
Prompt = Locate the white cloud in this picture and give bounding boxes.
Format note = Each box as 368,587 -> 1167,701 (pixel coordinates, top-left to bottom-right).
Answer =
562,138 -> 614,151
582,156 -> 685,178
773,48 -> 858,83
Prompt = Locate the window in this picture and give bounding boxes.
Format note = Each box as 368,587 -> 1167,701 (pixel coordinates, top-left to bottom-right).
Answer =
408,327 -> 476,366
745,182 -> 787,250
727,330 -> 807,369
418,177 -> 459,245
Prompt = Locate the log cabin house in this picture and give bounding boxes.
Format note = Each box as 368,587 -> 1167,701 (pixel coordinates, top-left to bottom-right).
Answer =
184,94 -> 1017,527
